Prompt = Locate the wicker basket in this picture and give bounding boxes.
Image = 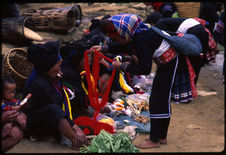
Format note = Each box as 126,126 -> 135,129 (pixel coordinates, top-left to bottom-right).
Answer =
23,4 -> 82,33
174,2 -> 201,18
2,48 -> 33,91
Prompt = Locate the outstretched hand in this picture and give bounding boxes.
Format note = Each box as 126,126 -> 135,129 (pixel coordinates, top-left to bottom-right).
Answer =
2,110 -> 20,124
72,125 -> 88,147
89,45 -> 102,53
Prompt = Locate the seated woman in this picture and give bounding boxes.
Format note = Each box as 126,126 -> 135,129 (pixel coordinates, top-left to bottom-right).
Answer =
60,44 -> 112,118
60,45 -> 94,118
22,41 -> 87,150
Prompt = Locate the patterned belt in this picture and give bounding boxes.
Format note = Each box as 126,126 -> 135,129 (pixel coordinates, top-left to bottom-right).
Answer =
154,47 -> 177,65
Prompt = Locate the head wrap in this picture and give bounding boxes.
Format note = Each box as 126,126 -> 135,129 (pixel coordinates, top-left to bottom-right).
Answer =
105,13 -> 150,42
27,41 -> 61,74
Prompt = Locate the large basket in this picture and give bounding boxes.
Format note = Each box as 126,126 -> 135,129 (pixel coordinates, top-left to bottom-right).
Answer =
2,48 -> 33,91
23,4 -> 82,33
174,2 -> 200,18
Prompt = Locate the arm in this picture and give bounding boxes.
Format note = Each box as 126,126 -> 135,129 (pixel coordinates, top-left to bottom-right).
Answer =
125,36 -> 154,75
90,42 -> 129,54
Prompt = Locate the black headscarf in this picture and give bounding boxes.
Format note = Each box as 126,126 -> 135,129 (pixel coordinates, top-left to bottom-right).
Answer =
27,41 -> 61,74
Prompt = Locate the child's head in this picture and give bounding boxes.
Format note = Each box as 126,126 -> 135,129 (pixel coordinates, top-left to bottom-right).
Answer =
2,77 -> 16,101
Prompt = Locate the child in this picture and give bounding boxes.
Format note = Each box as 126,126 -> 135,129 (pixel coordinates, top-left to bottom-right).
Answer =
1,77 -> 28,152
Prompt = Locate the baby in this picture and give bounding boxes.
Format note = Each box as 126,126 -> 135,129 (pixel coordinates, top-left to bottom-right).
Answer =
1,77 -> 31,152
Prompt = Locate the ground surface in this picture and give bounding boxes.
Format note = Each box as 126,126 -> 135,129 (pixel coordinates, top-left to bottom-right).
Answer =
2,3 -> 225,153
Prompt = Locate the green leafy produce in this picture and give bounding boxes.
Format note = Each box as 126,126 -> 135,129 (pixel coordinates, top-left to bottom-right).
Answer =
80,130 -> 139,153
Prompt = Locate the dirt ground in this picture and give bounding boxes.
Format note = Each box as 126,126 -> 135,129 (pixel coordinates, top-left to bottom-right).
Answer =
2,3 -> 225,153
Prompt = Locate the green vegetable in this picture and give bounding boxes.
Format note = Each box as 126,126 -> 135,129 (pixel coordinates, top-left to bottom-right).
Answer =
80,130 -> 139,153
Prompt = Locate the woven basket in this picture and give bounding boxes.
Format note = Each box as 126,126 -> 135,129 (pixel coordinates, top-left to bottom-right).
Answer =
2,48 -> 33,91
174,2 -> 200,18
23,4 -> 82,33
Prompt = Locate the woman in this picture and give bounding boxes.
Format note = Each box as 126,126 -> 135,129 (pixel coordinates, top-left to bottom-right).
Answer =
22,41 -> 87,150
60,45 -> 94,118
155,17 -> 218,84
90,13 -> 199,148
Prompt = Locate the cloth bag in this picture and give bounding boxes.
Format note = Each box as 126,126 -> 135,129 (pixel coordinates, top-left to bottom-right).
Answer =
150,25 -> 202,56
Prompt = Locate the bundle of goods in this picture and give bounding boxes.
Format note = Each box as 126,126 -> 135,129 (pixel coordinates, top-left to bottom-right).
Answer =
126,93 -> 150,114
110,99 -> 137,118
80,130 -> 139,153
2,16 -> 43,44
2,48 -> 33,91
174,2 -> 200,18
22,4 -> 82,33
132,73 -> 155,93
134,115 -> 150,124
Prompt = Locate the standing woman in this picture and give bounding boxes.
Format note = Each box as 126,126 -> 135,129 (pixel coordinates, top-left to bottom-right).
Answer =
22,41 -> 87,150
90,13 -> 198,148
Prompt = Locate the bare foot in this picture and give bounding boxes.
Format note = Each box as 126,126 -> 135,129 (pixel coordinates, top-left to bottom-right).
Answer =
135,139 -> 160,149
160,138 -> 167,144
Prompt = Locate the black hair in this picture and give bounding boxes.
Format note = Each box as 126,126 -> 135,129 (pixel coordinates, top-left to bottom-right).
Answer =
89,15 -> 111,31
89,19 -> 101,31
60,44 -> 86,69
27,41 -> 61,74
100,19 -> 117,35
2,77 -> 16,89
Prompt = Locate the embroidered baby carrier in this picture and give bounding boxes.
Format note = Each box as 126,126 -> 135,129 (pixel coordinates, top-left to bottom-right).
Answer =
150,25 -> 202,56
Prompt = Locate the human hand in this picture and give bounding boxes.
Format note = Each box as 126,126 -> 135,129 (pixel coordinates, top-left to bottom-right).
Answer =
72,125 -> 88,146
89,45 -> 102,53
2,123 -> 13,138
132,55 -> 138,64
112,61 -> 122,70
12,106 -> 21,111
124,55 -> 132,62
2,110 -> 20,123
16,113 -> 27,130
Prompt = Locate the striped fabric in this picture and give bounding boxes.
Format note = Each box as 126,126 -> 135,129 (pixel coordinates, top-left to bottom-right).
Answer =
154,47 -> 177,64
54,82 -> 73,120
171,56 -> 196,104
108,13 -> 149,42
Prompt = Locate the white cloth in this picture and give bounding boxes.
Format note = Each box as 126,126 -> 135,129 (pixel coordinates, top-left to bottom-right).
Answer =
153,30 -> 171,58
177,18 -> 200,34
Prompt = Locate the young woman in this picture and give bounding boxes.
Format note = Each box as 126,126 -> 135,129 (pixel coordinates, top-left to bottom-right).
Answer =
22,41 -> 87,150
90,13 -> 199,148
60,45 -> 94,118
